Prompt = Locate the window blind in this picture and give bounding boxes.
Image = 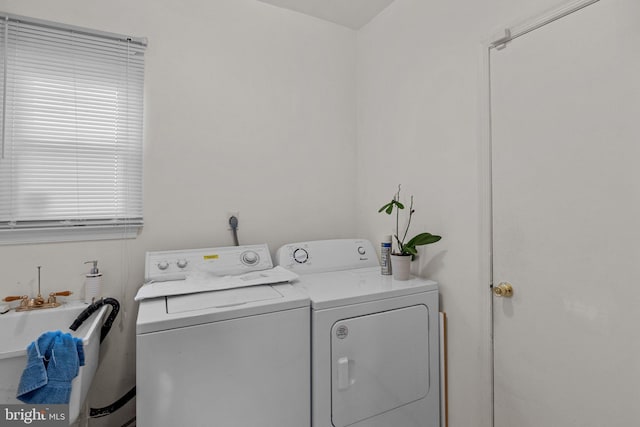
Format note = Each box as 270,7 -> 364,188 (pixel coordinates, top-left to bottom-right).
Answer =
0,14 -> 145,242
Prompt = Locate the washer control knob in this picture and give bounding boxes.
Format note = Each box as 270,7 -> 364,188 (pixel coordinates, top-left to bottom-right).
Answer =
157,261 -> 169,270
241,250 -> 260,266
357,246 -> 366,255
177,259 -> 188,269
293,248 -> 309,264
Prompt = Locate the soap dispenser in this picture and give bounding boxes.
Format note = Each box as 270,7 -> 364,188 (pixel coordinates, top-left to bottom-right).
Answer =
84,260 -> 102,304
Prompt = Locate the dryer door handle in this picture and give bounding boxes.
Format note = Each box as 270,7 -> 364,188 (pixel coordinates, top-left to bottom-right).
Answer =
337,357 -> 350,390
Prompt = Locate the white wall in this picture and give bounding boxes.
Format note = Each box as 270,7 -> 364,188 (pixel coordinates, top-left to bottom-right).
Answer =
0,0 -> 585,425
0,0 -> 357,425
356,0 -> 568,426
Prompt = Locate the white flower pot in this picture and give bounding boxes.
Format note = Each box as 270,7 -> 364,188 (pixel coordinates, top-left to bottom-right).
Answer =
390,254 -> 411,281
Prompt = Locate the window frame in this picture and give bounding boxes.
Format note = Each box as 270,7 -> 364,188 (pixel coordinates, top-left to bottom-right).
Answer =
0,13 -> 147,245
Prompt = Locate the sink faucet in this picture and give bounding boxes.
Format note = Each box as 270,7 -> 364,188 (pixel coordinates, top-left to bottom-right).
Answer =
2,266 -> 73,312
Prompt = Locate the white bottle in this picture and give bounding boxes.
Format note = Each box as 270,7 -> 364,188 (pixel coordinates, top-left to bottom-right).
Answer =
381,235 -> 392,275
84,260 -> 102,304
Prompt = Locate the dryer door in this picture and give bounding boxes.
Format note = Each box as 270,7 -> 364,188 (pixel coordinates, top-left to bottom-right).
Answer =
331,304 -> 430,427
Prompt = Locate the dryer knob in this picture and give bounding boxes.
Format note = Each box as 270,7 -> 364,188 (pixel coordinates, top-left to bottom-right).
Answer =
177,259 -> 188,269
157,261 -> 169,270
357,246 -> 366,255
293,248 -> 309,264
241,250 -> 259,266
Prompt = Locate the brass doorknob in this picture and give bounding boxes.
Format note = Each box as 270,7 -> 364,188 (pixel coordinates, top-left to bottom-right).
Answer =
494,282 -> 513,297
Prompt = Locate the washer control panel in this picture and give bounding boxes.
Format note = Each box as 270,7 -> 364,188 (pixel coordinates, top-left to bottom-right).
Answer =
293,248 -> 309,264
275,239 -> 378,274
145,244 -> 273,282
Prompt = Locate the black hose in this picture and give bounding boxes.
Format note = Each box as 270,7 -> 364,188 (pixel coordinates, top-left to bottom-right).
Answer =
89,386 -> 136,418
68,297 -> 134,419
68,298 -> 135,419
120,416 -> 136,427
69,297 -> 120,343
229,215 -> 239,246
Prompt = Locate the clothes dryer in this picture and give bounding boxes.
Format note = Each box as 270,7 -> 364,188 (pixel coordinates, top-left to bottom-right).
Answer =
276,239 -> 440,427
136,244 -> 310,427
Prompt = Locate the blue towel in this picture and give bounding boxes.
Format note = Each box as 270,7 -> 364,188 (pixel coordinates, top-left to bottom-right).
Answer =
17,330 -> 85,404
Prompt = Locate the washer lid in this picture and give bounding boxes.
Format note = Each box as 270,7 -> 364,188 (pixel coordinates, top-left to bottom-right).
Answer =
136,283 -> 309,334
167,285 -> 282,314
294,267 -> 438,310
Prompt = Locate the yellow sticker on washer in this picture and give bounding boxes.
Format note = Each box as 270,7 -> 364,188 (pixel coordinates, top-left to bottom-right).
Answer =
203,254 -> 219,260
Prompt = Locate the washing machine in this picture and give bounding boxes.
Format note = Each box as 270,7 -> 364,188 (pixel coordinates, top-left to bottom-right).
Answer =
276,239 -> 440,427
136,244 -> 310,427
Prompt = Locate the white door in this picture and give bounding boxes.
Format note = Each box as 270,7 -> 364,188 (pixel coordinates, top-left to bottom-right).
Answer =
491,1 -> 640,426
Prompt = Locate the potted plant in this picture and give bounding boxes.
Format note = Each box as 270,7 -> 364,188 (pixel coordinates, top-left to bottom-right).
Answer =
378,185 -> 441,280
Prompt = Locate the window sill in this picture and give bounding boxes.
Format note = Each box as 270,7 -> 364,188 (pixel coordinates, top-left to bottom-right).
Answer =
0,224 -> 142,245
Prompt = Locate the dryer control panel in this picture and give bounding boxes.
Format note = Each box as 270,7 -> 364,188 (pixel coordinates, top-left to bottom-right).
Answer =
275,239 -> 379,274
145,244 -> 273,282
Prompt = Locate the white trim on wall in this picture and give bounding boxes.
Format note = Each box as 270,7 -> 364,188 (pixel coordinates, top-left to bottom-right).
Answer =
479,1 -> 602,425
478,31 -> 494,427
488,0 -> 600,48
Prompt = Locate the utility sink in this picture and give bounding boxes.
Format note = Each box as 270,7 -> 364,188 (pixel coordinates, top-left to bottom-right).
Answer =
0,301 -> 107,424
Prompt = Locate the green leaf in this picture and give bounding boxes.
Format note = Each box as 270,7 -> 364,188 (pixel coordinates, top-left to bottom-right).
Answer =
393,200 -> 405,210
378,202 -> 394,214
405,233 -> 442,248
404,246 -> 418,256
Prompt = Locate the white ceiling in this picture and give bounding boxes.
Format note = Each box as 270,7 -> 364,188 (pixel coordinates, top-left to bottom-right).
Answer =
256,0 -> 396,30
